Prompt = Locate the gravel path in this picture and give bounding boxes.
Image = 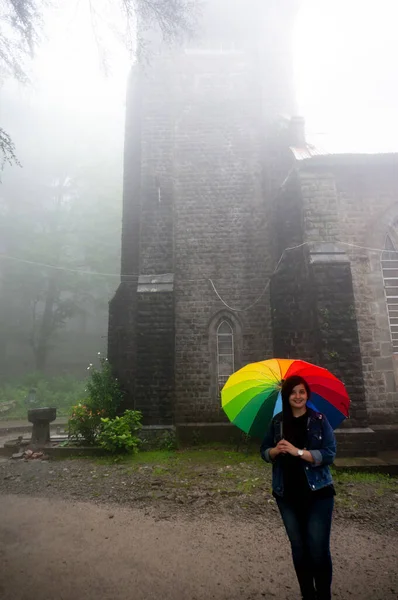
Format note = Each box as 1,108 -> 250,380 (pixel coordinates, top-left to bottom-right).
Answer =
0,494 -> 397,600
0,455 -> 397,600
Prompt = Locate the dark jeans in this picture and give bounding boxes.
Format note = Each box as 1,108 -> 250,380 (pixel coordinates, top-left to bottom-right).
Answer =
276,495 -> 334,600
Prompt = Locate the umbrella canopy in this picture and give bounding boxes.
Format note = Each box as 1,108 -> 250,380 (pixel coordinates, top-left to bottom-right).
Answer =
221,358 -> 350,439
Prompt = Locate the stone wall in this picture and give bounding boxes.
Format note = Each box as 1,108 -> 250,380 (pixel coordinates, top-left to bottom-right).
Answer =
108,0 -> 303,426
270,170 -> 368,427
309,250 -> 368,426
108,67 -> 143,405
270,170 -> 315,360
297,156 -> 398,425
135,290 -> 174,424
172,48 -> 272,424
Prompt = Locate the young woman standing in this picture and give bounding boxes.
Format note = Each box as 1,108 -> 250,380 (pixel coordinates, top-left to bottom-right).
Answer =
261,375 -> 337,600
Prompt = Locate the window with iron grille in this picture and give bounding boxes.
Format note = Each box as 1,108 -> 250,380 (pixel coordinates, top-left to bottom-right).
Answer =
217,320 -> 234,392
381,235 -> 398,353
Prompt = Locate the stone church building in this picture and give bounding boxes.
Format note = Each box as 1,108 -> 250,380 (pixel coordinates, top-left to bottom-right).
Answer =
108,0 -> 398,453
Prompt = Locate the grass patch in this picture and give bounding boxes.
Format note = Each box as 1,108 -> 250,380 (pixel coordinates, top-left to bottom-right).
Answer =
331,468 -> 396,488
93,446 -> 261,466
94,450 -> 177,466
90,447 -> 271,496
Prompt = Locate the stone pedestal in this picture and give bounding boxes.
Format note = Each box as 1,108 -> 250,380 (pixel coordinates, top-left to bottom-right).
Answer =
28,408 -> 57,447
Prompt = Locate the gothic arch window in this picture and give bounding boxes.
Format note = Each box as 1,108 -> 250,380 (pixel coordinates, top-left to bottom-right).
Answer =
217,320 -> 235,391
381,235 -> 398,353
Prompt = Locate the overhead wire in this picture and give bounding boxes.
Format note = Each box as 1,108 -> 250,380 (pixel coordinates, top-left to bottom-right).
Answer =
0,239 -> 393,312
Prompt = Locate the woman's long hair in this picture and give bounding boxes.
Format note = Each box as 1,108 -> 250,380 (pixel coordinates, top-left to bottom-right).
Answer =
281,375 -> 311,442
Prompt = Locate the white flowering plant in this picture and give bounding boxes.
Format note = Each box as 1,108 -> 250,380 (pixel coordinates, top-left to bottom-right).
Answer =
68,356 -> 124,445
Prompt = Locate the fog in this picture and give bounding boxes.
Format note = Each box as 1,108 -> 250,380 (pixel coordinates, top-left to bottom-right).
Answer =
0,0 -> 396,416
296,0 -> 398,153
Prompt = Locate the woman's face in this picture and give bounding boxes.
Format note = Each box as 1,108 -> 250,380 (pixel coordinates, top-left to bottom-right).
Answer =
288,383 -> 308,412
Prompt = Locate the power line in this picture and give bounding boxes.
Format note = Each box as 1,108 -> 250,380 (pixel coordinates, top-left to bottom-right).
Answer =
0,253 -> 131,278
0,239 -> 393,313
209,242 -> 308,313
1,239 -> 392,279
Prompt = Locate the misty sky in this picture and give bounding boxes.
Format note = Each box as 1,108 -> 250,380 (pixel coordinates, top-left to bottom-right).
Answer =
295,0 -> 398,153
2,0 -> 398,156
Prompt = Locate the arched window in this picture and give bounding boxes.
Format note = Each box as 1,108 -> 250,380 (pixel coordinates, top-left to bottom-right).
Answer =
381,235 -> 398,353
217,320 -> 235,391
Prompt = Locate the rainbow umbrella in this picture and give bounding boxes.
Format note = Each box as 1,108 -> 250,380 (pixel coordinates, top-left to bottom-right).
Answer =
221,358 -> 350,438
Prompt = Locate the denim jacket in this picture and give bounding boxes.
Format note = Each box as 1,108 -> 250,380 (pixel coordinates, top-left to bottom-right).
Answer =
260,408 -> 336,497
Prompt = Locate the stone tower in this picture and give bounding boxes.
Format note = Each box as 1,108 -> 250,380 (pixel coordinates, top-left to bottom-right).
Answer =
108,0 -> 300,427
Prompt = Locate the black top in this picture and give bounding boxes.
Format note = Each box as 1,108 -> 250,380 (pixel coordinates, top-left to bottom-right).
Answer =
278,411 -> 335,503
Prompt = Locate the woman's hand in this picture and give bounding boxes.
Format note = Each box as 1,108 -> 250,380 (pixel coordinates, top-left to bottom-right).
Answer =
277,440 -> 298,456
269,440 -> 297,460
268,440 -> 315,464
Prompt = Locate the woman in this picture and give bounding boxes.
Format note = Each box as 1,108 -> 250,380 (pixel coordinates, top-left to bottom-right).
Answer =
260,375 -> 336,600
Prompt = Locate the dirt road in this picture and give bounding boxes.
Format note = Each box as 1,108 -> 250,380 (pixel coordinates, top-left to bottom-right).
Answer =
0,493 -> 397,600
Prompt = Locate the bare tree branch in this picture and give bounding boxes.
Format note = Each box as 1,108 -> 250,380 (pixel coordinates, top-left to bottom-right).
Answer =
134,0 -> 198,39
0,0 -> 44,82
0,0 -> 200,167
0,127 -> 21,170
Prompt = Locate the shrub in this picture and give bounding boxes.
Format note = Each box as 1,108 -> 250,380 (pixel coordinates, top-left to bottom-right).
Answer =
85,358 -> 124,417
98,410 -> 143,454
67,357 -> 124,445
68,403 -> 106,445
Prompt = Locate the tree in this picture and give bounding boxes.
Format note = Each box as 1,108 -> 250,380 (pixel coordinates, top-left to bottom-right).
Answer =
0,0 -> 198,165
0,161 -> 122,372
0,127 -> 20,169
0,0 -> 43,164
123,0 -> 197,57
0,0 -> 42,82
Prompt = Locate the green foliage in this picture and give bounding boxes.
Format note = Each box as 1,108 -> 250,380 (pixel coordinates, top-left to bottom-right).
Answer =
158,430 -> 178,451
141,430 -> 178,451
98,410 -> 143,454
85,358 -> 124,418
331,468 -> 395,487
67,357 -> 124,445
68,403 -> 105,445
121,409 -> 143,432
0,373 -> 86,420
94,447 -> 261,468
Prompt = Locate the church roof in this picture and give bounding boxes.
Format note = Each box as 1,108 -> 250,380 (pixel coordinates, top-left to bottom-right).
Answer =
290,144 -> 329,161
290,145 -> 398,168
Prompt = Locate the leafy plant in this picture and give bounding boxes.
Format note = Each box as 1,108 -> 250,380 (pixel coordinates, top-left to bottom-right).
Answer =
122,409 -> 143,432
157,430 -> 178,451
66,357 -> 124,444
85,357 -> 124,418
68,403 -> 106,445
98,410 -> 143,454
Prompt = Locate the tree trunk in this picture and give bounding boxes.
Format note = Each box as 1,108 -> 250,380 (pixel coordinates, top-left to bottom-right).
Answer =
34,275 -> 58,372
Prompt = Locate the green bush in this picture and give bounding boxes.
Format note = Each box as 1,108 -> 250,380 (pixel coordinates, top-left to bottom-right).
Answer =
68,403 -> 106,445
67,357 -> 125,445
98,410 -> 143,454
85,358 -> 124,418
